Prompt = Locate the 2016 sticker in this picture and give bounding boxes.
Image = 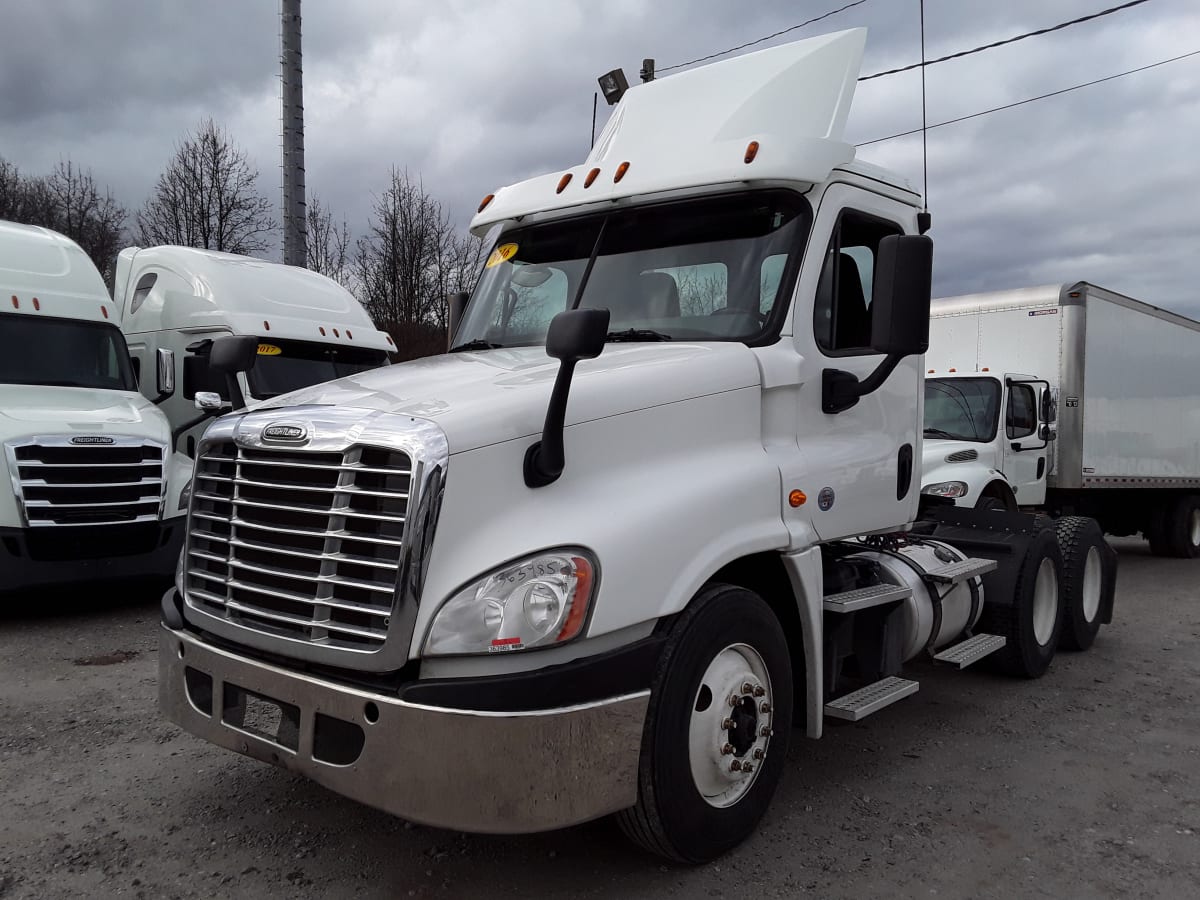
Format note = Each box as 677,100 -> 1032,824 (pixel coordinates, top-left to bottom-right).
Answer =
486,242 -> 519,268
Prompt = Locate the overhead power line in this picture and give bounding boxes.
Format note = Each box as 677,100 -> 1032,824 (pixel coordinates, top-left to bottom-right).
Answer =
657,0 -> 871,74
856,48 -> 1200,147
858,0 -> 1154,80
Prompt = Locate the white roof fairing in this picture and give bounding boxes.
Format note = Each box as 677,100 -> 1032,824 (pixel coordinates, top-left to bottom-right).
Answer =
470,29 -> 870,234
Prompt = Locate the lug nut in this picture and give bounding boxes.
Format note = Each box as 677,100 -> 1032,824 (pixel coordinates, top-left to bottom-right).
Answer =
760,702 -> 772,713
728,694 -> 739,707
753,685 -> 765,697
730,760 -> 742,772
741,682 -> 753,694
760,726 -> 773,737
721,743 -> 734,755
753,748 -> 765,760
722,717 -> 736,730
742,763 -> 754,774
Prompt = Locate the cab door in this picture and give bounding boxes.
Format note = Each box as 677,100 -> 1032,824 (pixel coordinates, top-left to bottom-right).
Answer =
1001,375 -> 1049,505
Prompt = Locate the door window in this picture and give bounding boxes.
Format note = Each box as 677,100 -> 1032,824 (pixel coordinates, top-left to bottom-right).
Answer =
1006,383 -> 1038,439
814,211 -> 903,354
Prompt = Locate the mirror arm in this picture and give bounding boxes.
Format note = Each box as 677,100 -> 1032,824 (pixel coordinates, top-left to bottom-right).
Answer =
822,353 -> 903,414
523,361 -> 578,488
224,372 -> 247,411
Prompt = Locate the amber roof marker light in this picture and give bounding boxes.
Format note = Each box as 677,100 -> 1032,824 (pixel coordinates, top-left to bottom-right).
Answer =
584,167 -> 601,188
744,141 -> 760,164
556,173 -> 573,194
478,193 -> 495,213
613,161 -> 631,183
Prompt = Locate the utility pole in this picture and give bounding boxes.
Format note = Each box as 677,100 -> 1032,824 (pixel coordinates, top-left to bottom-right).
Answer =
281,0 -> 307,266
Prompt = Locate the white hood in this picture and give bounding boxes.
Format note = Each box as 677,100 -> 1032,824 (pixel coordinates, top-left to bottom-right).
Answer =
260,343 -> 762,454
0,385 -> 171,441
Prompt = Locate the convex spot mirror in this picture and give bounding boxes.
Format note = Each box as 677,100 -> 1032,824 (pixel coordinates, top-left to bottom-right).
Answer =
209,335 -> 258,374
194,391 -> 227,413
155,348 -> 175,398
869,234 -> 933,358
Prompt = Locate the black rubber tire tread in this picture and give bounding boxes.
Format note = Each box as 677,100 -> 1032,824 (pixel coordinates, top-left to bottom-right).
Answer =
1146,506 -> 1172,556
977,525 -> 1064,678
616,583 -> 793,863
1055,516 -> 1111,652
1164,495 -> 1200,559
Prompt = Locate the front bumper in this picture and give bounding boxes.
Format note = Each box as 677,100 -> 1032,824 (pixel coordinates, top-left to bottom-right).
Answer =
159,625 -> 651,833
0,520 -> 184,594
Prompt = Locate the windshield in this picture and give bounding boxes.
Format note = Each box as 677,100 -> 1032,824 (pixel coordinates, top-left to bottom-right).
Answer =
454,190 -> 810,349
0,312 -> 136,391
245,338 -> 389,400
924,377 -> 1001,442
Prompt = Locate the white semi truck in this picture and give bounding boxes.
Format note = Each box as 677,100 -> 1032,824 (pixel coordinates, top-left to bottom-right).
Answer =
921,282 -> 1200,559
159,31 -> 1118,862
112,246 -> 393,457
0,221 -> 188,593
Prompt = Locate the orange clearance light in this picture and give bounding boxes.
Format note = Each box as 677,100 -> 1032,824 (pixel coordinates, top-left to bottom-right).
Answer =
981,366 -> 990,372
789,489 -> 807,508
32,297 -> 40,310
613,161 -> 630,183
948,367 -> 956,372
556,173 -> 572,194
928,369 -> 935,374
386,335 -> 394,346
333,328 -> 340,338
347,330 -> 353,339
584,167 -> 601,188
319,326 -> 327,336
10,295 -> 18,309
101,305 -> 109,318
478,193 -> 495,213
744,140 -> 760,164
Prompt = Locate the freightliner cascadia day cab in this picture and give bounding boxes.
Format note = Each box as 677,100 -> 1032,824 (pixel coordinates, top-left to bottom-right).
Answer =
0,221 -> 188,593
112,246 -> 393,457
921,282 -> 1200,557
159,31 -> 1119,861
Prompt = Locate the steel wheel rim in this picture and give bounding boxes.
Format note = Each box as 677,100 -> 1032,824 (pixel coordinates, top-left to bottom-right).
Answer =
1032,557 -> 1059,646
1081,546 -> 1102,622
1191,509 -> 1200,547
687,642 -> 773,809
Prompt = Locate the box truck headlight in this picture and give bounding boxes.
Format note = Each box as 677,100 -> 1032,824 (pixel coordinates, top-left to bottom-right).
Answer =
423,549 -> 596,656
922,480 -> 969,499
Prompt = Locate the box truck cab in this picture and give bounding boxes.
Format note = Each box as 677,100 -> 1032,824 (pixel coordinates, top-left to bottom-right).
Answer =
160,31 -> 1118,862
112,246 -> 393,456
0,220 -> 187,592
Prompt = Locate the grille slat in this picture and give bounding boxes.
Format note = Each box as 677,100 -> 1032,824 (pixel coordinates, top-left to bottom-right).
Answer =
5,439 -> 167,527
185,440 -> 412,652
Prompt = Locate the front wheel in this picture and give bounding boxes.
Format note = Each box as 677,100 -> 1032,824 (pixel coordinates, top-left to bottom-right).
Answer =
617,583 -> 793,863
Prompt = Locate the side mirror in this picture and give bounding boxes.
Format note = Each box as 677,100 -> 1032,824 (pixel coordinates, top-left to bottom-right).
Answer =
524,308 -> 610,488
870,234 -> 933,356
446,291 -> 469,351
155,347 -> 175,400
1040,390 -> 1057,424
209,335 -> 258,375
194,391 -> 226,413
1039,424 -> 1057,442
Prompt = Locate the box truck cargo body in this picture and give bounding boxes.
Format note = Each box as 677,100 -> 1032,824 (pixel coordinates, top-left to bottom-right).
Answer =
922,282 -> 1200,556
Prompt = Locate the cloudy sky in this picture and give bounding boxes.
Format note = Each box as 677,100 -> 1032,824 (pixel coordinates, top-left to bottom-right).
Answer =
2,0 -> 1199,312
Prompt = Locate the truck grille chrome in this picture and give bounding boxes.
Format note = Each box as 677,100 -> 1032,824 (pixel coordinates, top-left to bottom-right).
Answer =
186,442 -> 412,652
4,437 -> 166,527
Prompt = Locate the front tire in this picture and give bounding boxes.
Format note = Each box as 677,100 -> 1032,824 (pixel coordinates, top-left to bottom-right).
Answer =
1055,516 -> 1114,651
617,583 -> 793,863
978,526 -> 1064,677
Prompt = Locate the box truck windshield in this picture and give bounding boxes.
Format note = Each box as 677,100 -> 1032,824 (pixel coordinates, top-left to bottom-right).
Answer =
924,376 -> 1001,442
0,312 -> 136,391
246,338 -> 390,399
454,190 -> 808,350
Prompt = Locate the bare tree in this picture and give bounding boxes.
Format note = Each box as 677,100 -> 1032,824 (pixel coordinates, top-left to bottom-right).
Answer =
305,194 -> 352,286
0,157 -> 24,220
136,119 -> 276,255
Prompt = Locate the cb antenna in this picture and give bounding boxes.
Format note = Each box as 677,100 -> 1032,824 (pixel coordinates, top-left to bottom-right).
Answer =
917,0 -> 932,234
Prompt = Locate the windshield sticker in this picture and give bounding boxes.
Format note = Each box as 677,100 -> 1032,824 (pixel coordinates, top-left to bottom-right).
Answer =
257,343 -> 282,356
1028,308 -> 1058,316
486,242 -> 519,268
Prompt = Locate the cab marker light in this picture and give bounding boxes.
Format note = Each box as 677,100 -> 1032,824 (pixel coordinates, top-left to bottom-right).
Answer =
478,193 -> 495,213
333,328 -> 340,338
556,173 -> 572,193
32,297 -> 40,310
584,167 -> 601,188
263,320 -> 271,331
788,489 -> 807,508
613,161 -> 630,183
101,305 -> 109,318
320,326 -> 327,336
948,367 -> 956,372
347,330 -> 353,339
10,295 -> 18,309
744,141 -> 760,164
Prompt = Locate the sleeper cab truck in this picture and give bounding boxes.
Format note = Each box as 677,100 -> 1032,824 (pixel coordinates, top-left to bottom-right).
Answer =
1,220 -> 187,593
921,282 -> 1200,558
158,30 -> 1117,862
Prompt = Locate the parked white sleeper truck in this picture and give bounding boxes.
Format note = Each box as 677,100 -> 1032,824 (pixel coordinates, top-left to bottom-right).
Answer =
158,31 -> 1118,862
1,221 -> 187,593
921,282 -> 1200,559
112,246 -> 393,457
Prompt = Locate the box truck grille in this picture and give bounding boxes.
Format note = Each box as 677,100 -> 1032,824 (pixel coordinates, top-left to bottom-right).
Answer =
5,439 -> 166,526
185,441 -> 412,652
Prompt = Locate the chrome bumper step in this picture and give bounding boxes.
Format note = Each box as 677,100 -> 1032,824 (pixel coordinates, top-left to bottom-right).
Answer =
933,633 -> 1006,668
824,676 -> 919,722
823,583 -> 911,613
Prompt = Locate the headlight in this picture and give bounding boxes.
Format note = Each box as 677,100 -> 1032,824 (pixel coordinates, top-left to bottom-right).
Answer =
423,549 -> 597,656
922,480 -> 969,498
178,480 -> 192,511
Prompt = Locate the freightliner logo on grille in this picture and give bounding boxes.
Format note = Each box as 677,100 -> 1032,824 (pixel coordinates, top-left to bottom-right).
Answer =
262,423 -> 309,443
70,436 -> 115,445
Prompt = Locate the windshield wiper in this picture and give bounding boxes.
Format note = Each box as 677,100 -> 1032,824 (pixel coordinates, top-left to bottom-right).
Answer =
449,339 -> 504,353
605,328 -> 673,343
923,427 -> 957,438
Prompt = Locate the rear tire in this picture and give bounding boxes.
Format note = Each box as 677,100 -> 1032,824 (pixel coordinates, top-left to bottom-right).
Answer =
616,583 -> 793,863
978,526 -> 1064,677
1055,516 -> 1112,651
1164,495 -> 1200,559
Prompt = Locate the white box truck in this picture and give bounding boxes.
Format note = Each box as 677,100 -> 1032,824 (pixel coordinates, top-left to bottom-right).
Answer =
921,282 -> 1200,557
158,30 -> 1118,862
0,221 -> 188,593
112,246 -> 394,457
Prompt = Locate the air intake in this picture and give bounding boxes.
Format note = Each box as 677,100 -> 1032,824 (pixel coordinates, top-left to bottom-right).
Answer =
945,448 -> 978,463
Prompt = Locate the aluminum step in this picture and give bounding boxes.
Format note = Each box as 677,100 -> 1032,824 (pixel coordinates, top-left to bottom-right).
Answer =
933,633 -> 1007,668
923,556 -> 997,585
823,583 -> 912,613
824,676 -> 919,722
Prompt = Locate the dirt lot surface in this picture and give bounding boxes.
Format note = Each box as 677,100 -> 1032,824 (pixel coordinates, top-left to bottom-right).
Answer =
1,538 -> 1197,899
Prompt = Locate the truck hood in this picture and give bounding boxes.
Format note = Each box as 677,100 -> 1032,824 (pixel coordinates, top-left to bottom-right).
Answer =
0,385 -> 170,440
920,437 -> 999,487
259,343 -> 762,453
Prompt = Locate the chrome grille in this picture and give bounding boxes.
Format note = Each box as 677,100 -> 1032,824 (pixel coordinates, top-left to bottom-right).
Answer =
945,448 -> 979,463
4,437 -> 166,526
185,441 -> 412,652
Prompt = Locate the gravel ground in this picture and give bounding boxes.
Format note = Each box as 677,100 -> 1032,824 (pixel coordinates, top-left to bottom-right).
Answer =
1,538 -> 1197,899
